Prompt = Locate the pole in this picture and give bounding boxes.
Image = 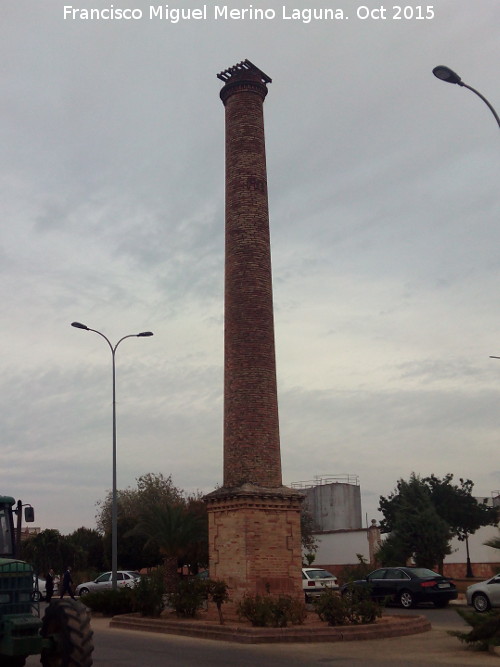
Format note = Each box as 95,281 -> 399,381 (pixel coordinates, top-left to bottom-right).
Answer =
111,346 -> 117,591
71,323 -> 153,591
465,534 -> 474,578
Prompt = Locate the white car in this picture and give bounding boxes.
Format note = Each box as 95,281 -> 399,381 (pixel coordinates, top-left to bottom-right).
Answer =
32,576 -> 46,601
302,567 -> 339,601
466,573 -> 500,612
32,575 -> 59,601
75,570 -> 140,596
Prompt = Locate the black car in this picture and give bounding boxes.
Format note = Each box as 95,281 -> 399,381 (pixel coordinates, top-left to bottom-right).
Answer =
341,566 -> 458,609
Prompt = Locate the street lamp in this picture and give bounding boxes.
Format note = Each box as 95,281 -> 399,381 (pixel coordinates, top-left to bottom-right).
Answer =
71,322 -> 153,590
432,65 -> 500,129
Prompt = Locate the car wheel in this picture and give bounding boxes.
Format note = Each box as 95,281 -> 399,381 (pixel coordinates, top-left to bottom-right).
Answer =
399,590 -> 415,609
32,590 -> 41,602
78,587 -> 90,597
472,592 -> 491,613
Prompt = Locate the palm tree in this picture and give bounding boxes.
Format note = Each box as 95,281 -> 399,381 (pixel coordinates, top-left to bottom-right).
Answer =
129,503 -> 207,591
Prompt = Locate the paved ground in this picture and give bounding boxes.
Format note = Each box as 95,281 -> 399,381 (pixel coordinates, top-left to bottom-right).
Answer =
83,615 -> 500,666
24,596 -> 499,666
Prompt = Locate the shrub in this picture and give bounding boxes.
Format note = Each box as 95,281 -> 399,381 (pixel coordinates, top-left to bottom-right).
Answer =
205,578 -> 230,624
82,587 -> 136,616
237,592 -> 306,627
80,571 -> 168,618
167,577 -> 207,618
450,608 -> 500,650
133,570 -> 166,617
314,586 -> 382,626
337,554 -> 373,585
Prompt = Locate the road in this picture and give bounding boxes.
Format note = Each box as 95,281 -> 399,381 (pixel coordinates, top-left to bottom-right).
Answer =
26,604 -> 498,666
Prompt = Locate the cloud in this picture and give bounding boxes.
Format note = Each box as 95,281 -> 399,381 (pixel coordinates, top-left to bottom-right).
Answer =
1,1 -> 499,534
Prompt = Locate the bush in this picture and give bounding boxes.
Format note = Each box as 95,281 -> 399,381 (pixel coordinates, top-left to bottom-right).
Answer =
133,570 -> 166,617
205,578 -> 230,624
167,577 -> 207,618
82,587 -> 136,616
337,554 -> 373,585
450,609 -> 500,650
81,571 -> 167,618
237,592 -> 306,627
314,586 -> 382,626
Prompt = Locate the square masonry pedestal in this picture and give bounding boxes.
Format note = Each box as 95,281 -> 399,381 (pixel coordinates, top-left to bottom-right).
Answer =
205,484 -> 304,603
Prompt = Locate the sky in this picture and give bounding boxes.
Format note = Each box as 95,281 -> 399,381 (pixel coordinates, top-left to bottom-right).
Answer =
2,1 -> 499,534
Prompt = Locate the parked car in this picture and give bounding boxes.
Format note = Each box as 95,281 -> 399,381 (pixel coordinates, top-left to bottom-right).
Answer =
341,566 -> 457,609
75,570 -> 140,596
32,576 -> 46,601
32,575 -> 59,601
466,573 -> 500,612
302,567 -> 339,601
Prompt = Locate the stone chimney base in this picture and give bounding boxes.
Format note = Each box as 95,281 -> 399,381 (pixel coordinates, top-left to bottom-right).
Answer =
205,485 -> 303,603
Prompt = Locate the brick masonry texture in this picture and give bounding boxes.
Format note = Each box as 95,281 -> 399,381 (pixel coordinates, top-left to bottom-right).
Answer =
207,494 -> 303,601
222,68 -> 282,489
205,62 -> 303,603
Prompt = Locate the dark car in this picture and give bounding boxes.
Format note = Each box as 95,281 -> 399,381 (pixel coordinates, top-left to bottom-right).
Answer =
341,566 -> 457,609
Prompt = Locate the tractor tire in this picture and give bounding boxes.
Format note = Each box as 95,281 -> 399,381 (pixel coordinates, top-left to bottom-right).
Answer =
40,598 -> 94,667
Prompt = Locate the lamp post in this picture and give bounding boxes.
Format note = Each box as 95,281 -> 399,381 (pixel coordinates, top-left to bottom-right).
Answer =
432,66 -> 500,129
71,322 -> 153,590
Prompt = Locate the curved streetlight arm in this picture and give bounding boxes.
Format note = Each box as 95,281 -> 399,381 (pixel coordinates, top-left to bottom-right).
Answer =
432,66 -> 500,129
460,82 -> 500,129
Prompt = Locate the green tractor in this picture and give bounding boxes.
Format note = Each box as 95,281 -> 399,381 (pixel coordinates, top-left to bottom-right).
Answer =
0,495 -> 94,666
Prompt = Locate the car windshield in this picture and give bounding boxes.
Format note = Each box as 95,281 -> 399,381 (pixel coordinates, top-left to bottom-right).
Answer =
410,568 -> 441,578
307,570 -> 334,580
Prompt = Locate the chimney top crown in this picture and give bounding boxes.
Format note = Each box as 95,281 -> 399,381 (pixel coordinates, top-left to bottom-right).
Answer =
217,59 -> 272,84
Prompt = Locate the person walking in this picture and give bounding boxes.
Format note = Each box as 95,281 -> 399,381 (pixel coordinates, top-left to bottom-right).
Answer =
45,568 -> 55,602
60,566 -> 75,599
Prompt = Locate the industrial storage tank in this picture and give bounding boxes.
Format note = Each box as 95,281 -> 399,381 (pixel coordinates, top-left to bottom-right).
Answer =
292,475 -> 363,531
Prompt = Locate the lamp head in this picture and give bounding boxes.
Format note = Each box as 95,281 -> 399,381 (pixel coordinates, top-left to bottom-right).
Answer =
432,66 -> 462,85
137,332 -> 154,337
71,322 -> 89,330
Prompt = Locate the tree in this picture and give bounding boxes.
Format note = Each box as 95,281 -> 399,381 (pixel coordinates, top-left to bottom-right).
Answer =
300,505 -> 319,564
379,473 -> 497,575
67,527 -> 106,572
20,529 -> 73,574
377,474 -> 452,569
95,472 -> 184,534
95,473 -> 207,572
422,474 -> 498,577
127,502 -> 207,591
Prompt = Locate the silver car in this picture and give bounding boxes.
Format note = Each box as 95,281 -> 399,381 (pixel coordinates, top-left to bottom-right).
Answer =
75,570 -> 140,596
466,573 -> 500,612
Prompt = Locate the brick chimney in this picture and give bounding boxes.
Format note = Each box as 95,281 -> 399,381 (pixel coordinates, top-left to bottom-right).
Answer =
205,61 -> 303,602
220,60 -> 281,489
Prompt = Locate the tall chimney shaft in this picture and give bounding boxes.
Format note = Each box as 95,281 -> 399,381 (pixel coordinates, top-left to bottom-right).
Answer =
219,60 -> 282,489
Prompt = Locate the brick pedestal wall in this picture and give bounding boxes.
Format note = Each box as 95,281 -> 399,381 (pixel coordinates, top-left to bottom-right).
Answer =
206,485 -> 303,602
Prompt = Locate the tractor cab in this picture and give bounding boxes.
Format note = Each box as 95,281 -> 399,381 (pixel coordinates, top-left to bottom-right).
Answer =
0,496 -> 16,558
